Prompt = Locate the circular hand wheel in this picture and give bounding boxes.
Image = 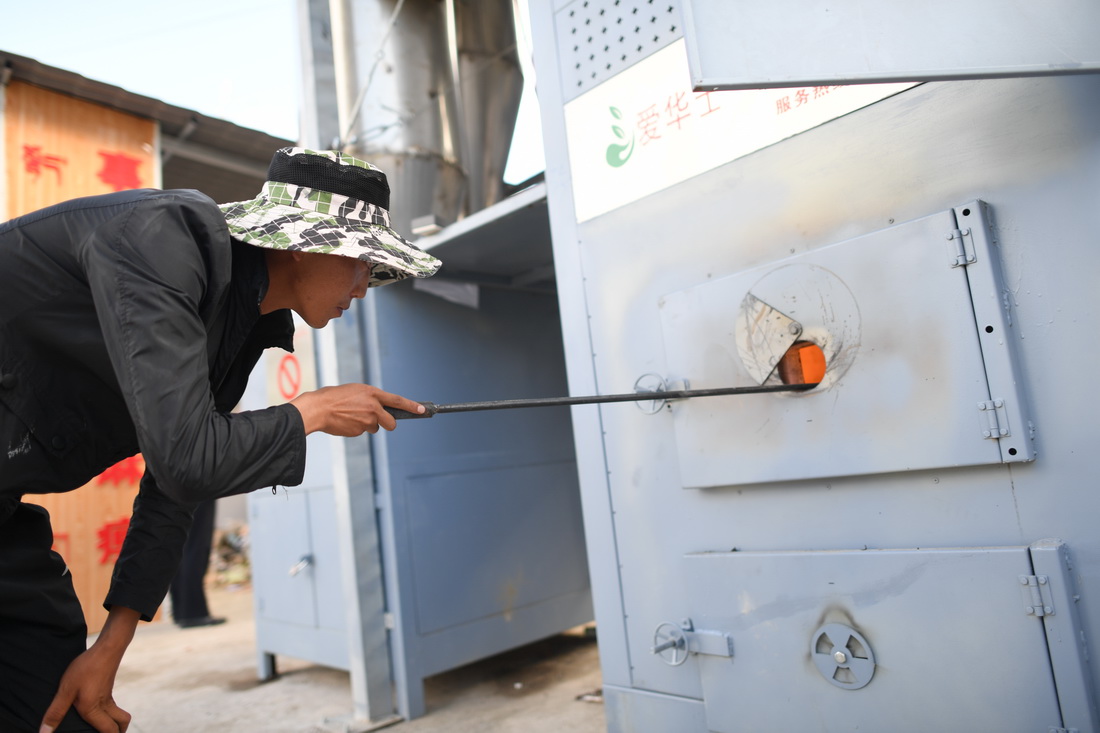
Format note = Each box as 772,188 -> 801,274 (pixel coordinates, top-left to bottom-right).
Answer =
811,623 -> 876,690
651,622 -> 688,666
634,373 -> 669,414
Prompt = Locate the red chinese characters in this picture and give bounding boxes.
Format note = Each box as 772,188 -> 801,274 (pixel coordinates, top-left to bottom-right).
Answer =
97,151 -> 143,191
636,91 -> 722,145
51,532 -> 71,557
665,91 -> 691,130
95,455 -> 145,486
96,517 -> 130,565
694,91 -> 721,117
637,104 -> 663,145
776,85 -> 844,115
23,145 -> 68,184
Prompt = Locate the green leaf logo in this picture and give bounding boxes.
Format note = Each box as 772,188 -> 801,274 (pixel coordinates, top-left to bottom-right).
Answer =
605,106 -> 634,167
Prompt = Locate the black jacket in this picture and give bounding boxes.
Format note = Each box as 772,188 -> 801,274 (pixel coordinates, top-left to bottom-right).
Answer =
0,188 -> 306,619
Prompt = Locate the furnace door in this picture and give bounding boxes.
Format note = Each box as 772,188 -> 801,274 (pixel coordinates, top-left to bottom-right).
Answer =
679,545 -> 1064,732
658,202 -> 1030,488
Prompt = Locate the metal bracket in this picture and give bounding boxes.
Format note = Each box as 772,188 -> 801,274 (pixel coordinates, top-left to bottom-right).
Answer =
978,399 -> 1011,439
1020,575 -> 1055,617
947,226 -> 976,267
651,619 -> 733,666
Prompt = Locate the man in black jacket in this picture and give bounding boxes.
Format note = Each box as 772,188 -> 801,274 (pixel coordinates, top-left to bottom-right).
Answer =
0,147 -> 439,733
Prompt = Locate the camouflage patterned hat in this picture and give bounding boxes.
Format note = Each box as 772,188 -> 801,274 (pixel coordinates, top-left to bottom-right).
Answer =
219,147 -> 441,287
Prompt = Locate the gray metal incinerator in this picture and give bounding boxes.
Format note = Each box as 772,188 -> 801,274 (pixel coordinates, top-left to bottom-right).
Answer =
526,0 -> 1100,731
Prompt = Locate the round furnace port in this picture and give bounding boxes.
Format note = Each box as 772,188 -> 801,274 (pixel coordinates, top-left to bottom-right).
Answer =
777,341 -> 826,386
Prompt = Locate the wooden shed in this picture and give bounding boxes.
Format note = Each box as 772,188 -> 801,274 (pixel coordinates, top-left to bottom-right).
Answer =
1,50 -> 293,632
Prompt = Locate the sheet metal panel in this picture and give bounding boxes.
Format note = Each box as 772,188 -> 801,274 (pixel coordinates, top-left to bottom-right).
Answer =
681,0 -> 1100,90
553,0 -> 684,102
406,460 -> 588,638
367,283 -> 592,715
658,204 -> 1026,487
681,546 -> 1062,732
250,489 -> 319,629
602,685 -> 707,732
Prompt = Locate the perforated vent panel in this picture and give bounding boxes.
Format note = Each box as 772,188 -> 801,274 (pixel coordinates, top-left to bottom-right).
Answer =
554,0 -> 684,102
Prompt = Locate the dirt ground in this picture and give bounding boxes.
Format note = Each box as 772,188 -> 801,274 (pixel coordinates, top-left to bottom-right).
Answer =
110,585 -> 606,733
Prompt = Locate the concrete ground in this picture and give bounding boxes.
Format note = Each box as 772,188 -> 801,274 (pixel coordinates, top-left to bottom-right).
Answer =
111,585 -> 606,733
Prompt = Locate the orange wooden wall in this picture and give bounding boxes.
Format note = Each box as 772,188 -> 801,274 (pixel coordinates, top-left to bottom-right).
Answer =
4,80 -> 160,632
5,79 -> 156,217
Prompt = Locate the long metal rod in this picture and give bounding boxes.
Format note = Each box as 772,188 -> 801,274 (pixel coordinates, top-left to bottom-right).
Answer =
387,382 -> 817,419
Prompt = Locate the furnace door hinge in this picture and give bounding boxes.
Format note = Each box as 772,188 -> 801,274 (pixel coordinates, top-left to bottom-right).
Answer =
978,399 -> 1011,439
947,226 -> 976,267
1020,575 -> 1056,617
651,619 -> 733,666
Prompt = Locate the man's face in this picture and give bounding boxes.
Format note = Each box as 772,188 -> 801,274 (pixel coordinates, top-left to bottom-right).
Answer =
292,252 -> 372,328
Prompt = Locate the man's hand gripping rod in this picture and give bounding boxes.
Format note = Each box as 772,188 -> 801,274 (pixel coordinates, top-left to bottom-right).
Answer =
385,382 -> 818,420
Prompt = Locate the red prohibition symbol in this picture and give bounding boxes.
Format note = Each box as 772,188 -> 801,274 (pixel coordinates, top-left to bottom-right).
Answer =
277,354 -> 302,400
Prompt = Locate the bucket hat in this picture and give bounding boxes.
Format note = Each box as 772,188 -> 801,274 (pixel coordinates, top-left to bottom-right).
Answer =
219,147 -> 441,287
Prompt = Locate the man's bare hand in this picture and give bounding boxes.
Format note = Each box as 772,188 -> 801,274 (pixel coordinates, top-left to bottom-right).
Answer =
290,384 -> 425,436
39,606 -> 138,733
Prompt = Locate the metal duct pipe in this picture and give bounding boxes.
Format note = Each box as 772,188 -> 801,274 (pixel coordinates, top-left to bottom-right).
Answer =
329,0 -> 466,233
452,0 -> 524,213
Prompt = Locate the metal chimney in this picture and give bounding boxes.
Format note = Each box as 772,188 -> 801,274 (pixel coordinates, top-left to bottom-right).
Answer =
329,0 -> 466,234
329,0 -> 524,230
452,0 -> 524,213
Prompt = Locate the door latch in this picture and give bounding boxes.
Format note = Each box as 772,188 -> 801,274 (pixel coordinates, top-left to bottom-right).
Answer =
651,619 -> 733,666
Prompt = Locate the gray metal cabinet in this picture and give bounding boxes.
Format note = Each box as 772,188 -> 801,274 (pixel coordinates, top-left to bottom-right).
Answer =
245,187 -> 593,723
250,484 -> 348,675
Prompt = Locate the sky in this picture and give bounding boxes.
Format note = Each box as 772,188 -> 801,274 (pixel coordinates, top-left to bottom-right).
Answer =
0,0 -> 544,184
